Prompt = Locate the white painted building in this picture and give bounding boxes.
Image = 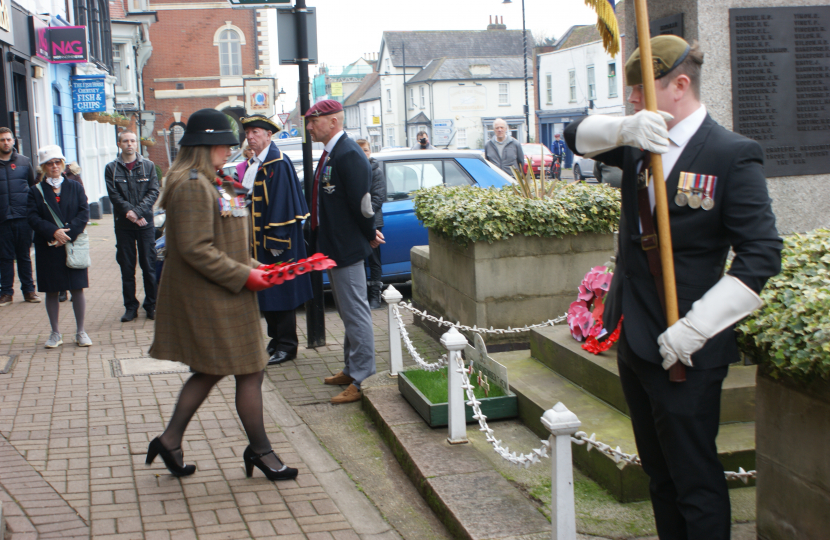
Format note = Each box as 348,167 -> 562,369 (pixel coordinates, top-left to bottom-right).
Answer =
342,72 -> 382,151
536,8 -> 626,163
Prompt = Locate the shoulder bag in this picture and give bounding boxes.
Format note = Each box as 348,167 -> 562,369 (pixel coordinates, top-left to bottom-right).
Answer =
35,183 -> 91,270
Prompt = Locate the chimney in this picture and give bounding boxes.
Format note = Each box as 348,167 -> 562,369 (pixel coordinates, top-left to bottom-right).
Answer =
487,15 -> 507,30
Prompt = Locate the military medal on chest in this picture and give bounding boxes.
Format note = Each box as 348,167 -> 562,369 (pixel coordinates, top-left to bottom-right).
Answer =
676,172 -> 717,211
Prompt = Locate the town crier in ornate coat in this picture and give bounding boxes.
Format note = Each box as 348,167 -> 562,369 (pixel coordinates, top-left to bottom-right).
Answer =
241,114 -> 312,365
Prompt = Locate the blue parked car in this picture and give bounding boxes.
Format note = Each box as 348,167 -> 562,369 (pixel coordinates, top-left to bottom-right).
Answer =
155,150 -> 513,284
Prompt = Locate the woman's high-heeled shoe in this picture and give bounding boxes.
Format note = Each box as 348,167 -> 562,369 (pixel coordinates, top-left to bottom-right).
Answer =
244,446 -> 298,480
146,437 -> 196,477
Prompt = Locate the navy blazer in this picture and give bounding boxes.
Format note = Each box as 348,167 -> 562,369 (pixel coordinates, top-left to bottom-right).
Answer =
313,135 -> 375,267
566,114 -> 782,368
27,179 -> 89,246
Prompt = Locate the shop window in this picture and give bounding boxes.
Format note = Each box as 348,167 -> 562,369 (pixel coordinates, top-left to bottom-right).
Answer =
52,84 -> 64,153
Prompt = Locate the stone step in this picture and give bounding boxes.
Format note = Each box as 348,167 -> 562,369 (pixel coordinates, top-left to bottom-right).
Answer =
493,350 -> 756,502
529,325 -> 757,423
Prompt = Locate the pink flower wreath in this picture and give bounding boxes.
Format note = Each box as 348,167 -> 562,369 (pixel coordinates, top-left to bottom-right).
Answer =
566,265 -> 622,354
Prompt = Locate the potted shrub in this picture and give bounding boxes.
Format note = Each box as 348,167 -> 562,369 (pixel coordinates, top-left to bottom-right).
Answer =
736,228 -> 830,540
411,182 -> 620,344
115,114 -> 131,127
97,112 -> 112,124
140,137 -> 156,147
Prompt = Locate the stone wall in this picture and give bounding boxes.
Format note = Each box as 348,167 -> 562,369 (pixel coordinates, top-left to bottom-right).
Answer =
411,232 -> 614,344
623,0 -> 830,234
756,368 -> 830,540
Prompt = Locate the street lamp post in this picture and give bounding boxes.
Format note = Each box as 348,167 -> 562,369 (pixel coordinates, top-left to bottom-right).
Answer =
503,0 -> 531,143
278,87 -> 286,114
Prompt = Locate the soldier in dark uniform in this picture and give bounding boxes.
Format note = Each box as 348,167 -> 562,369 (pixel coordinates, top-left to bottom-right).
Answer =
242,115 -> 312,365
565,36 -> 782,539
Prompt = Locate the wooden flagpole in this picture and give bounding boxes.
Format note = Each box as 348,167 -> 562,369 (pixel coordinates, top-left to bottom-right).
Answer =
633,0 -> 685,382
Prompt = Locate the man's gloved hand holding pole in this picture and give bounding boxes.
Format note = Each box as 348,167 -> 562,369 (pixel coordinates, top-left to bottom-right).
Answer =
657,275 -> 763,370
575,109 -> 674,156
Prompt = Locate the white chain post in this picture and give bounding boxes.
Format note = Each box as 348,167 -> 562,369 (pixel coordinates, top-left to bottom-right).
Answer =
541,403 -> 582,540
382,285 -> 404,376
440,327 -> 469,444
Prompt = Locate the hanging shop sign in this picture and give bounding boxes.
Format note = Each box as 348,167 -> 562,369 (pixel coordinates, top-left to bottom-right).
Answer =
32,24 -> 88,63
244,77 -> 276,117
71,75 -> 106,113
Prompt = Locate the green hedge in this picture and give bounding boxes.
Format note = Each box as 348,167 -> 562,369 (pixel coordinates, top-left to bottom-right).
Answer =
413,183 -> 621,246
737,228 -> 830,382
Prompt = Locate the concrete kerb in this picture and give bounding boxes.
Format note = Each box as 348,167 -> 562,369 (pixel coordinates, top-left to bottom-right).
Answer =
261,375 -> 400,538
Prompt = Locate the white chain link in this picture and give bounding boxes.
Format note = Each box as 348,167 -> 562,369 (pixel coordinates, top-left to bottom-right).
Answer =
398,302 -> 567,334
571,431 -> 757,483
392,304 -> 447,372
452,351 -> 551,468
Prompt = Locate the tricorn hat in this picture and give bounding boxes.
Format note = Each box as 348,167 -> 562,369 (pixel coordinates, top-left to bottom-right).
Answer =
625,35 -> 691,87
241,114 -> 281,133
179,109 -> 240,147
304,99 -> 343,118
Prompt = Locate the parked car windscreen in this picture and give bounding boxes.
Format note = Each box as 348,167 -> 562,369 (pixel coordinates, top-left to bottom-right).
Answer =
384,159 -> 472,200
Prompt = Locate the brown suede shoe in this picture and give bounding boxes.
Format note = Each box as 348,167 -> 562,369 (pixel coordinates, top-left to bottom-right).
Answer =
324,371 -> 355,386
0,295 -> 12,307
331,384 -> 362,405
24,292 -> 41,303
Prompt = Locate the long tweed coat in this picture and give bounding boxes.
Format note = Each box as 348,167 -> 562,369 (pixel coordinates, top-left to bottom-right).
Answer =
149,171 -> 266,375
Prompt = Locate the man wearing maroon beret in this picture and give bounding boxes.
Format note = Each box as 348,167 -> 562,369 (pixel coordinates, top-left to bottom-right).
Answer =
305,100 -> 385,404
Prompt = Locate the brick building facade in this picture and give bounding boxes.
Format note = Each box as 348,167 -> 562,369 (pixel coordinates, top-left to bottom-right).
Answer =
144,0 -> 272,171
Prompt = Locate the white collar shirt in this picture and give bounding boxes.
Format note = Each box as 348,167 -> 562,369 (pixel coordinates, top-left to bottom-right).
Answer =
242,144 -> 272,193
314,130 -> 345,227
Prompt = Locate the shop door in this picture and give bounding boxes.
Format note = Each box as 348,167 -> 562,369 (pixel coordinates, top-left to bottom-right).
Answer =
12,63 -> 32,159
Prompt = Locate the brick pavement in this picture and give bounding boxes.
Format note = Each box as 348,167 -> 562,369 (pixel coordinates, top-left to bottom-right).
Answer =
0,215 -> 430,539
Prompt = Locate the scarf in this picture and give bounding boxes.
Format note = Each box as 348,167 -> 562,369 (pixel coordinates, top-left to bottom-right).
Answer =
45,176 -> 64,189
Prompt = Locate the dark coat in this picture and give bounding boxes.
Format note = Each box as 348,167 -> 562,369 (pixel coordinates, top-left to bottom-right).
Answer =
369,157 -> 385,228
27,179 -> 89,292
312,135 -> 376,267
104,154 -> 159,230
150,171 -> 265,375
251,142 -> 312,311
565,114 -> 782,369
0,150 -> 36,222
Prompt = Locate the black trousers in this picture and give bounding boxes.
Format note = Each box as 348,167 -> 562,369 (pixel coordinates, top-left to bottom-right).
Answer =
115,227 -> 157,311
365,226 -> 382,282
262,309 -> 298,355
0,218 -> 35,296
617,333 -> 730,540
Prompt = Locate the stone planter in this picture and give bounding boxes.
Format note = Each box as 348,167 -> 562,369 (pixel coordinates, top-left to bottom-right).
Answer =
398,370 -> 517,427
412,230 -> 615,345
756,363 -> 830,540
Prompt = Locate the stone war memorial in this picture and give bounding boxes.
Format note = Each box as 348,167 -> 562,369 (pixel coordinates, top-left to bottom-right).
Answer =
397,1 -> 829,539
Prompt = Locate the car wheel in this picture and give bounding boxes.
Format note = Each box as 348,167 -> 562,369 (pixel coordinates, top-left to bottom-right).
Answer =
574,164 -> 582,181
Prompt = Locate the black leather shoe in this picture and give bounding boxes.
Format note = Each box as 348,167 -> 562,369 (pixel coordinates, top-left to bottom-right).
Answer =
243,446 -> 297,480
146,307 -> 155,320
121,309 -> 138,322
146,437 -> 196,477
267,351 -> 296,366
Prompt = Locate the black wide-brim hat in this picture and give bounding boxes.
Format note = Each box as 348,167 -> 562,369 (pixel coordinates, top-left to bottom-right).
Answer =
179,109 -> 240,147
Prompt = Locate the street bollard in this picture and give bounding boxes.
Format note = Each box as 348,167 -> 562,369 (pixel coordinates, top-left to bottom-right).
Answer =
382,285 -> 404,376
440,327 -> 469,444
541,402 -> 582,540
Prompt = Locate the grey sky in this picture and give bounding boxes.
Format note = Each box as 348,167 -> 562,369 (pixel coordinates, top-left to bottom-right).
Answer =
269,0 -> 603,110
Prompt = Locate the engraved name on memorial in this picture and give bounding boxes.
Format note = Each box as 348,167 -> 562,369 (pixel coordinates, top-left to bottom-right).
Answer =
730,6 -> 830,177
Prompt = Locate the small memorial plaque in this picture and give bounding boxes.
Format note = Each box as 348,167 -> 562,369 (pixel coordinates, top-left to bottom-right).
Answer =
730,6 -> 830,177
465,334 -> 509,394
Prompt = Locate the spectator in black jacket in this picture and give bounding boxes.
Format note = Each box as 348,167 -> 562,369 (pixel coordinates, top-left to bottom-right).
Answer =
0,127 -> 39,306
104,131 -> 160,322
357,139 -> 386,309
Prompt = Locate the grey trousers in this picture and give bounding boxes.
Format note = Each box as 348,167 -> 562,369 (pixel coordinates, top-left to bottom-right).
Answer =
327,261 -> 376,389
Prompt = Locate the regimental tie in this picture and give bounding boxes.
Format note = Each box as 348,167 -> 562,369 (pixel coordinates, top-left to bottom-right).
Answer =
676,172 -> 717,211
310,150 -> 328,230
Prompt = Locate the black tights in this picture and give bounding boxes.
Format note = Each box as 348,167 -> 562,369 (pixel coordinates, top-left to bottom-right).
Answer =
159,370 -> 283,470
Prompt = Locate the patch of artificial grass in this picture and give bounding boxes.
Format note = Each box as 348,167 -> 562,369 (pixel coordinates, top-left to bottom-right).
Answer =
404,367 -> 506,404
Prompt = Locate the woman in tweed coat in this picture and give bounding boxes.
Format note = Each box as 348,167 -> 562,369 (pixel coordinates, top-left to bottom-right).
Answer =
146,109 -> 297,481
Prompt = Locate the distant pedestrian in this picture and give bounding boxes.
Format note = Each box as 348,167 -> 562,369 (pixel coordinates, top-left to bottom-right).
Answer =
484,118 -> 524,175
64,162 -> 84,188
357,138 -> 386,309
27,145 -> 91,348
148,109 -> 297,481
104,131 -> 159,322
550,133 -> 567,180
410,130 -> 435,150
306,100 -> 384,404
0,127 -> 39,307
236,144 -> 255,182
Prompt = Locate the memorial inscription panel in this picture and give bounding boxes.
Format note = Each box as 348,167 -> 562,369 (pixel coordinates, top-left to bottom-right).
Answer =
730,7 -> 830,177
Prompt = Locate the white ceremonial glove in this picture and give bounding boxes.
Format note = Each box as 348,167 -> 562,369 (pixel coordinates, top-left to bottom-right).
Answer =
270,249 -> 284,257
658,275 -> 764,371
575,110 -> 673,158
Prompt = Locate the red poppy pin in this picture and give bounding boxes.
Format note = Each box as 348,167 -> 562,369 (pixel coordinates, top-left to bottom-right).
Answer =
10,164 -> 15,170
